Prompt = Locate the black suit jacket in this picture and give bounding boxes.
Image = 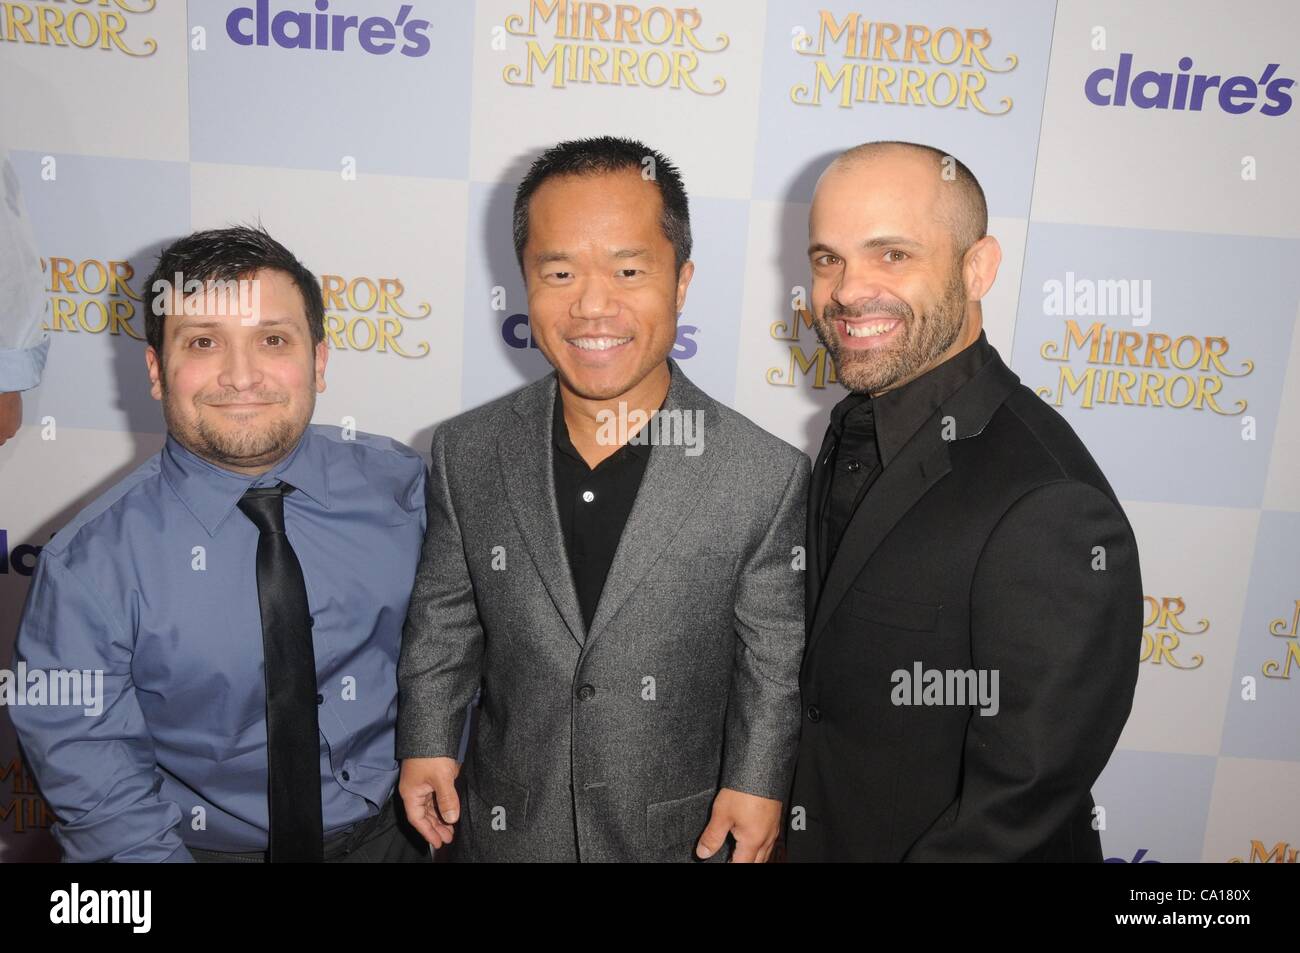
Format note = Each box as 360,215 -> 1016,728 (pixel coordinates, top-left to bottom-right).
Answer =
788,345 -> 1142,862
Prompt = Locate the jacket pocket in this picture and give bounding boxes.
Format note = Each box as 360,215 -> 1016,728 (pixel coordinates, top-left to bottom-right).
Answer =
646,786 -> 716,847
848,589 -> 941,632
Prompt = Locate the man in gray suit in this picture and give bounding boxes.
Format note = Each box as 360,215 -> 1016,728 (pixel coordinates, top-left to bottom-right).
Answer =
397,136 -> 808,862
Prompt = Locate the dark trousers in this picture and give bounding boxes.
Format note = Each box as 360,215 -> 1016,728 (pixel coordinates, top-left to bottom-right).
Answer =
189,795 -> 432,863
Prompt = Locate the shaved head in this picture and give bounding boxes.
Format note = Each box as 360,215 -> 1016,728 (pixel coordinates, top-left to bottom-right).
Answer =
827,141 -> 987,262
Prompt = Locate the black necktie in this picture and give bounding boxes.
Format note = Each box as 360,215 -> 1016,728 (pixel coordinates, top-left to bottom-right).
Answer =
237,483 -> 324,863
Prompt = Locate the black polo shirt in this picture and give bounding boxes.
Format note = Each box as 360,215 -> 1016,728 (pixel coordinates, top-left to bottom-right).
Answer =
552,390 -> 655,632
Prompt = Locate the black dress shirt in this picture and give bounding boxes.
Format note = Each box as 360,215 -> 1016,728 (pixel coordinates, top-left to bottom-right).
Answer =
822,391 -> 881,566
819,332 -> 995,570
552,389 -> 656,632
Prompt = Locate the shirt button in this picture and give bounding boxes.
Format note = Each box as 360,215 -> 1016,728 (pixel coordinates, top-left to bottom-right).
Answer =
341,771 -> 350,782
581,490 -> 595,503
807,704 -> 822,723
316,693 -> 324,705
845,459 -> 861,473
577,684 -> 596,701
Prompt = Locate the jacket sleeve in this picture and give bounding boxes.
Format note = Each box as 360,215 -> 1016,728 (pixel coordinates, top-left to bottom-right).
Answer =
9,550 -> 193,863
903,480 -> 1142,861
720,453 -> 810,801
395,425 -> 485,760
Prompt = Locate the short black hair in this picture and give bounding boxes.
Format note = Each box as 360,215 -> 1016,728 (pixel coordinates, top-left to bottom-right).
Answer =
143,225 -> 325,361
512,136 -> 692,274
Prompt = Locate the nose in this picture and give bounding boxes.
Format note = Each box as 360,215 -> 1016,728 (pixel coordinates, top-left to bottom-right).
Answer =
217,339 -> 264,391
831,259 -> 890,314
570,274 -> 619,321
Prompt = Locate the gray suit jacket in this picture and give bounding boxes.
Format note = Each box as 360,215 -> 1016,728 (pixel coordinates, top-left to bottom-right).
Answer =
397,360 -> 808,862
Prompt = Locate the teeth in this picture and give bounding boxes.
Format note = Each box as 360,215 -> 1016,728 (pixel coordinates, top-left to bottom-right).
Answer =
571,336 -> 631,351
843,321 -> 896,338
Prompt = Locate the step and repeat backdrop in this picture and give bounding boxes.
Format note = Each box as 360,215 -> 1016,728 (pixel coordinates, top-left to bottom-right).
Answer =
1,0 -> 1297,863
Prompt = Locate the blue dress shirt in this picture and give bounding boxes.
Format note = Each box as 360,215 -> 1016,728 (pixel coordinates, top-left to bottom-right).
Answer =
10,425 -> 427,861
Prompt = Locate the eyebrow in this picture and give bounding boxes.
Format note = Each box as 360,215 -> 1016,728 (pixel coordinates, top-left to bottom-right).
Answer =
808,236 -> 925,257
532,247 -> 653,266
171,318 -> 298,333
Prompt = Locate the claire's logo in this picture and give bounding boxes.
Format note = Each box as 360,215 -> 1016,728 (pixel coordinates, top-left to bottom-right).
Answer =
501,313 -> 699,359
226,0 -> 432,56
1105,848 -> 1160,863
1085,54 -> 1293,116
0,530 -> 42,577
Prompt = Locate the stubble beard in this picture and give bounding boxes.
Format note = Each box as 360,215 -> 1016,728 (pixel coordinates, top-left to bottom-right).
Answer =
161,377 -> 313,470
814,267 -> 968,394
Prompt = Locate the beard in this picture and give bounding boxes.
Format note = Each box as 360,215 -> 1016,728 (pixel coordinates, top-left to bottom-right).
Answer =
162,384 -> 310,470
813,266 -> 968,394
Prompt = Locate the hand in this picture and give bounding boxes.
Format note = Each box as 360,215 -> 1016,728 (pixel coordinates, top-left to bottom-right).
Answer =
399,756 -> 461,849
695,787 -> 783,863
0,391 -> 20,446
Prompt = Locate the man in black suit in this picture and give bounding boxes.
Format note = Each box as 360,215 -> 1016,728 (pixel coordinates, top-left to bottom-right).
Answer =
786,141 -> 1142,862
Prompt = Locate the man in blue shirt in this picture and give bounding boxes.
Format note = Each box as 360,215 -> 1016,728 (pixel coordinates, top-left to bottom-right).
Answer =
8,225 -> 430,863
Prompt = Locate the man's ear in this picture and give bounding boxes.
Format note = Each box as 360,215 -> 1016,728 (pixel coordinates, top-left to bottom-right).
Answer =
314,339 -> 330,394
674,259 -> 695,314
145,346 -> 163,401
963,236 -> 1002,302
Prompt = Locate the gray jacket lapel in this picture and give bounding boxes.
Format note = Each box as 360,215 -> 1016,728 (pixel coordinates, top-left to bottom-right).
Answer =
498,373 -> 587,647
585,361 -> 723,647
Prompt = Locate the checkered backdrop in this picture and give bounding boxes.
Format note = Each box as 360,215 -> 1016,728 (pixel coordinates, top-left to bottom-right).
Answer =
1,0 -> 1296,863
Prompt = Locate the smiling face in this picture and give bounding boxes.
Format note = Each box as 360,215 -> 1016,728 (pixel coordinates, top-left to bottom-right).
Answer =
146,267 -> 328,475
522,169 -> 693,404
808,148 -> 981,395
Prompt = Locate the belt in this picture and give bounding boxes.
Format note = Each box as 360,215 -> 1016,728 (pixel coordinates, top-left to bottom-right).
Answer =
188,797 -> 397,864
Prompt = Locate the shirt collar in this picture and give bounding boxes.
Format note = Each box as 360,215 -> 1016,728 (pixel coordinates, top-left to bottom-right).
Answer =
552,366 -> 670,465
829,390 -> 873,439
161,426 -> 331,536
843,331 -> 994,467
